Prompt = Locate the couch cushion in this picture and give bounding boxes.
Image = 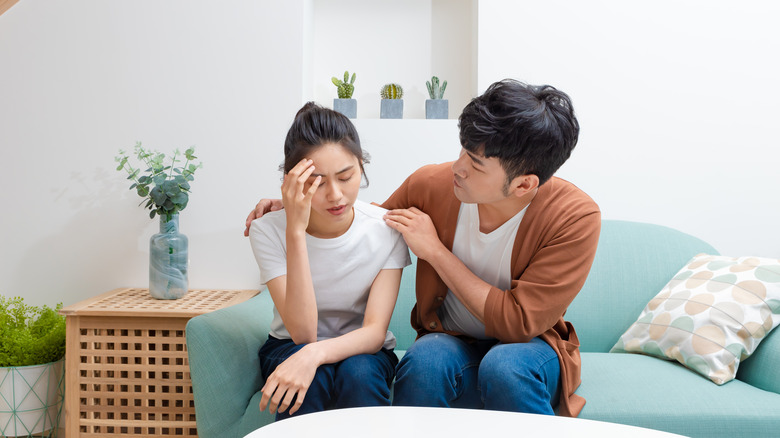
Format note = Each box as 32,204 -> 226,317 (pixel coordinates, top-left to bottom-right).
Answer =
576,353 -> 780,437
611,254 -> 780,384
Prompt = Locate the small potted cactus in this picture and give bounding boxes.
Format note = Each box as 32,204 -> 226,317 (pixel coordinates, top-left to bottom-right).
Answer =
380,83 -> 404,119
425,76 -> 448,119
332,71 -> 357,118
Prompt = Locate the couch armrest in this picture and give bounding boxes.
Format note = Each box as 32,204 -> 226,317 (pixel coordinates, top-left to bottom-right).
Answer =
737,325 -> 780,394
186,292 -> 274,438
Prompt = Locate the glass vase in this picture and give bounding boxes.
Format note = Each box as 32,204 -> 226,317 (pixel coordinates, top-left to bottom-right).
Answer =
149,214 -> 188,299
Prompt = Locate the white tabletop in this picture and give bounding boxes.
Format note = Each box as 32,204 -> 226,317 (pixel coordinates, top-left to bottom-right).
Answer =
244,406 -> 687,438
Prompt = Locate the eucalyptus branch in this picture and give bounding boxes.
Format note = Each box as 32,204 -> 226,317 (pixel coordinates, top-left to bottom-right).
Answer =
169,149 -> 179,179
115,142 -> 202,220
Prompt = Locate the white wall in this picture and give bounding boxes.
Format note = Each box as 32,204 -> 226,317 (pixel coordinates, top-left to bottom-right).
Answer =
1,1 -> 778,309
0,0 -> 309,307
353,119 -> 459,203
478,0 -> 780,258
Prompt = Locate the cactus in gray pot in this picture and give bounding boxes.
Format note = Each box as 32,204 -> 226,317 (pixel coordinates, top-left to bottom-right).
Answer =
426,76 -> 447,99
380,83 -> 404,99
332,71 -> 356,99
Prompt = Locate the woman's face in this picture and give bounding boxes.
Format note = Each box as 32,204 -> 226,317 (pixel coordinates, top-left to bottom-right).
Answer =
303,142 -> 362,237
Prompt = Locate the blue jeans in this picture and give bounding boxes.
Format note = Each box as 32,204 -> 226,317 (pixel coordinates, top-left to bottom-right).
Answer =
258,336 -> 398,420
393,333 -> 560,414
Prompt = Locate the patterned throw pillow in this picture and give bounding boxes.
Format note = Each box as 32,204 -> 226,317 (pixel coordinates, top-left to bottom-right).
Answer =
611,253 -> 780,384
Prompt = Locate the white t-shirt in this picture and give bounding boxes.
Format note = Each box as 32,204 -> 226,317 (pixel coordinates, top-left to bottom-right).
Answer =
438,202 -> 528,339
249,200 -> 411,350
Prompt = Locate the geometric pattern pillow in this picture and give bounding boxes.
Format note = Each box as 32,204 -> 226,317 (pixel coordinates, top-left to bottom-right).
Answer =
611,253 -> 780,384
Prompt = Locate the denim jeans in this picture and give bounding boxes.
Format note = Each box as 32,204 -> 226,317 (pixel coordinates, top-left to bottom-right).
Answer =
258,336 -> 399,420
393,333 -> 560,414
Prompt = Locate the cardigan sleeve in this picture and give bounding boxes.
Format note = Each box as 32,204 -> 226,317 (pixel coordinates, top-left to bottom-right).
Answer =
483,209 -> 601,343
381,171 -> 413,210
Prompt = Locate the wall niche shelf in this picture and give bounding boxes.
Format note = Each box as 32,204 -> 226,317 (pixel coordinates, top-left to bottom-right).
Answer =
303,0 -> 478,120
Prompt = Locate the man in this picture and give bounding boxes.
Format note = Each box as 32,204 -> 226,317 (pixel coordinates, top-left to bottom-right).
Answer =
245,79 -> 600,417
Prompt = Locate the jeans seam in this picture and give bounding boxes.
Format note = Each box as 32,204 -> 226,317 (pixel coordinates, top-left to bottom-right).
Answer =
535,354 -> 558,378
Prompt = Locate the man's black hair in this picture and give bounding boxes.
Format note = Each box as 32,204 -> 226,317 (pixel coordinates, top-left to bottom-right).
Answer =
458,79 -> 579,187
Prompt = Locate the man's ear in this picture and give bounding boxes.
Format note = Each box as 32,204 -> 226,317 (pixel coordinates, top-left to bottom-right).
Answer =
509,174 -> 539,198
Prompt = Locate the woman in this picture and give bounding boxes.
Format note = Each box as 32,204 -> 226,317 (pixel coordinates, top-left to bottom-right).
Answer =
248,102 -> 410,420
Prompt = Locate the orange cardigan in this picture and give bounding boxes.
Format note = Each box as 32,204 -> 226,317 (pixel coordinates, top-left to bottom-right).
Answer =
382,162 -> 601,417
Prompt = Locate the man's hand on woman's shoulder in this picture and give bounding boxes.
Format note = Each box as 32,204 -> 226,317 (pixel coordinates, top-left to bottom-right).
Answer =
244,198 -> 284,236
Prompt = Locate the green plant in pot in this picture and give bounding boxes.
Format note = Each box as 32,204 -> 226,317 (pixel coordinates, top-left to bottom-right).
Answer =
332,70 -> 357,119
380,83 -> 404,119
115,142 -> 202,300
425,75 -> 449,119
0,295 -> 66,437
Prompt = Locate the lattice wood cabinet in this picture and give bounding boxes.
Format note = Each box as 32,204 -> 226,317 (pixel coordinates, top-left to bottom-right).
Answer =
59,288 -> 259,437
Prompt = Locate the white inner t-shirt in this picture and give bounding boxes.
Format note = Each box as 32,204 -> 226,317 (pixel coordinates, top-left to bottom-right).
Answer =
438,202 -> 527,339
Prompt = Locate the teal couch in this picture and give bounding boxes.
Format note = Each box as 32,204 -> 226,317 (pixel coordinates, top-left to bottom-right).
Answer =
186,220 -> 780,437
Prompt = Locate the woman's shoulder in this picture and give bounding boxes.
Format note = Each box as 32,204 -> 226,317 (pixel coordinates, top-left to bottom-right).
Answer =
249,209 -> 287,237
352,200 -> 401,240
353,199 -> 388,221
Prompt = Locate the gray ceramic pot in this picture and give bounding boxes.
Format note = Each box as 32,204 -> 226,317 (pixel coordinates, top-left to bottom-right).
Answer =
425,99 -> 449,119
333,98 -> 357,119
380,99 -> 403,119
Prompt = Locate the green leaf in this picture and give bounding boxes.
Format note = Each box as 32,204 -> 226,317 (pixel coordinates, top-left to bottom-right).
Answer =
115,156 -> 128,171
150,187 -> 167,205
171,192 -> 188,205
150,210 -> 156,219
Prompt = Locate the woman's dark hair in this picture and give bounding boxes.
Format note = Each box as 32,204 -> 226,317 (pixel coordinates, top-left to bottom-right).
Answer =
282,102 -> 369,186
458,79 -> 579,187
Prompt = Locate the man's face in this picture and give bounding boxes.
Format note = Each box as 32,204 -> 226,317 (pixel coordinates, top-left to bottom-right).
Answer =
450,147 -> 512,205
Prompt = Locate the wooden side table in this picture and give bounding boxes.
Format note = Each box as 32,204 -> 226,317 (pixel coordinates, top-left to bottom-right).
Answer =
59,288 -> 259,438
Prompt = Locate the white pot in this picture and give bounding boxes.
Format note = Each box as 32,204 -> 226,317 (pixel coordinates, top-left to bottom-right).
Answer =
0,359 -> 64,437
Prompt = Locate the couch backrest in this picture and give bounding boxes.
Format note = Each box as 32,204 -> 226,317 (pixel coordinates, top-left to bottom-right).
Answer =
567,220 -> 718,352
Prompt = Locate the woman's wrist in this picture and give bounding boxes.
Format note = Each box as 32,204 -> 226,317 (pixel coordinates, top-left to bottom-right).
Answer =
301,342 -> 327,366
286,227 -> 307,240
